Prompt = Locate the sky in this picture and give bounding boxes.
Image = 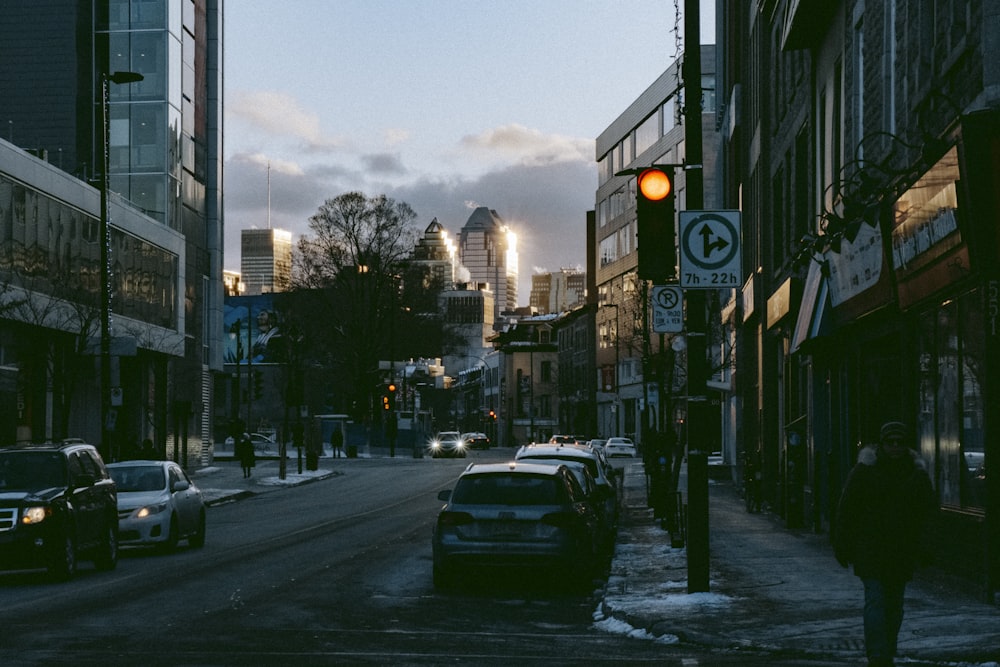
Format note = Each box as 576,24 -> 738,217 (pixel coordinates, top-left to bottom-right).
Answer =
224,1 -> 716,301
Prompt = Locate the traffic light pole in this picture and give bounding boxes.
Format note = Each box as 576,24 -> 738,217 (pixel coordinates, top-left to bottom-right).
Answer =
683,0 -> 710,594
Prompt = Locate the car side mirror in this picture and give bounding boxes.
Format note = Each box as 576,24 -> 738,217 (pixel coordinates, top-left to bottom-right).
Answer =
172,480 -> 190,492
437,489 -> 451,501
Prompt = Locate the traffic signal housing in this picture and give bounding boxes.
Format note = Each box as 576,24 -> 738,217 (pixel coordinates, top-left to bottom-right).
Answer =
636,167 -> 676,283
253,371 -> 263,400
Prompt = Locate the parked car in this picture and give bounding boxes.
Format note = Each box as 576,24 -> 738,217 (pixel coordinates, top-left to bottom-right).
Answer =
0,441 -> 118,579
461,432 -> 491,450
429,431 -> 467,458
586,439 -> 607,452
604,437 -> 637,458
515,457 -> 616,554
432,461 -> 601,589
107,460 -> 206,550
514,443 -> 619,527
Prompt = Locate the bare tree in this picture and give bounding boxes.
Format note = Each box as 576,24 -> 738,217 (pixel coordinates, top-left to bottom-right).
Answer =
291,192 -> 421,421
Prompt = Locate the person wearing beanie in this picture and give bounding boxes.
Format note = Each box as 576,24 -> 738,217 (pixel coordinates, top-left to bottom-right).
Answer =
833,421 -> 937,667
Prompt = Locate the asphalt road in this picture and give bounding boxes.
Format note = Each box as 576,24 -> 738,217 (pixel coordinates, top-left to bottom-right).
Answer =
0,451 -> 853,666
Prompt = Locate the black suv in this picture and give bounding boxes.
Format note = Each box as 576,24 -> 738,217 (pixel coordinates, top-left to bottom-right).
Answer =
0,441 -> 119,579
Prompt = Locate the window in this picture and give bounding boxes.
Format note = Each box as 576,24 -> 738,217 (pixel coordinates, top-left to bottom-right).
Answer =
917,292 -> 985,510
635,112 -> 660,157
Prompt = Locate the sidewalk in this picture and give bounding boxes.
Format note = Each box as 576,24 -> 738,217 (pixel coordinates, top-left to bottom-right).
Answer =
191,458 -> 342,506
596,461 -> 1000,666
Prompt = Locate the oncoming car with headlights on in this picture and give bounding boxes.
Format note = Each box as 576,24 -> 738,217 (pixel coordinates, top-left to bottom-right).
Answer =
107,460 -> 206,551
428,431 -> 466,458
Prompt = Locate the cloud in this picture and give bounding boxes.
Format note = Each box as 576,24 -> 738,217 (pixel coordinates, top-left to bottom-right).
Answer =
227,90 -> 346,153
362,152 -> 408,175
224,141 -> 597,303
458,123 -> 593,166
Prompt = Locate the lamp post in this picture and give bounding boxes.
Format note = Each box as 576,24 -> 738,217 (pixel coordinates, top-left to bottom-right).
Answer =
99,70 -> 143,461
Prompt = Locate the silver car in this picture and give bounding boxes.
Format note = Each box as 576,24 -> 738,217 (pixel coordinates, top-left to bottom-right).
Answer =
107,460 -> 206,550
432,462 -> 601,589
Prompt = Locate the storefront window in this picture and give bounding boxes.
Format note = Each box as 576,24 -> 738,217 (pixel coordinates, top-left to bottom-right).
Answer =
917,291 -> 985,511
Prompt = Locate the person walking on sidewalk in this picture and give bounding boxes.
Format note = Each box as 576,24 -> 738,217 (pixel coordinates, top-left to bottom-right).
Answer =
833,421 -> 936,667
236,431 -> 256,478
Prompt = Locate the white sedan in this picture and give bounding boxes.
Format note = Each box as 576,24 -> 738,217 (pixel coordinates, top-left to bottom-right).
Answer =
107,460 -> 206,550
604,437 -> 637,458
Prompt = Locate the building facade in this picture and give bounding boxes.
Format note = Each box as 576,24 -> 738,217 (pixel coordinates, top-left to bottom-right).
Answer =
458,206 -> 518,327
593,45 -> 719,444
529,268 -> 586,315
240,228 -> 292,295
0,0 -> 224,464
719,0 -> 1000,598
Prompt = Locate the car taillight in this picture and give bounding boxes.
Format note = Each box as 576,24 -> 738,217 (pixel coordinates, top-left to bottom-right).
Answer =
437,511 -> 474,527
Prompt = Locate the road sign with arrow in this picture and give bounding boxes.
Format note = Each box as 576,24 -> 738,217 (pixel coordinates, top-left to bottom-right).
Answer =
678,210 -> 741,289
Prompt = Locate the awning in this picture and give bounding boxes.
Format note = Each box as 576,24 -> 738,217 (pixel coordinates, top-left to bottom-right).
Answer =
790,260 -> 831,354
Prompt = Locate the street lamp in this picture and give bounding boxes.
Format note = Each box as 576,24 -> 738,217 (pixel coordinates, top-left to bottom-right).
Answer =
100,70 -> 143,461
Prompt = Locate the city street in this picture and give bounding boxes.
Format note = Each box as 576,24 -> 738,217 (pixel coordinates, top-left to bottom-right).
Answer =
0,451 -> 678,666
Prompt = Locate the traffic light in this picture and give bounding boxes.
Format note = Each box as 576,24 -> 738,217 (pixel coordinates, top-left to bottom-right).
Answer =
253,371 -> 263,400
636,167 -> 676,283
488,409 -> 496,420
384,383 -> 397,411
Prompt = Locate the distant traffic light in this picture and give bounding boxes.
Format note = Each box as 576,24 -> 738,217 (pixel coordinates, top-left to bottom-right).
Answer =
636,167 -> 676,283
488,409 -> 496,420
384,383 -> 397,411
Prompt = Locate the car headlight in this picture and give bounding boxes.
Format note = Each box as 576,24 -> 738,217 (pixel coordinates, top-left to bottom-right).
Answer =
430,440 -> 441,449
136,502 -> 168,519
22,506 -> 50,525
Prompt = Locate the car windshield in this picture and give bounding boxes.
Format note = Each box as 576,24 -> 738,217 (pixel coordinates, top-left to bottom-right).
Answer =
451,474 -> 564,506
109,466 -> 164,492
0,451 -> 67,491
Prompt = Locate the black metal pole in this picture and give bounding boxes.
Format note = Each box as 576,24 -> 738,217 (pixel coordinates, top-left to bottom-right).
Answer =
99,75 -> 112,462
683,0 -> 710,594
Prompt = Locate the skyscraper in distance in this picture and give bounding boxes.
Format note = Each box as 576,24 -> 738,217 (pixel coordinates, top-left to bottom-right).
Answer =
241,228 -> 292,295
458,207 -> 518,328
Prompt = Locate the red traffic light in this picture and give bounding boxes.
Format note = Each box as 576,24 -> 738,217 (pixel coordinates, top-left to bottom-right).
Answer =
638,168 -> 672,201
387,383 -> 397,393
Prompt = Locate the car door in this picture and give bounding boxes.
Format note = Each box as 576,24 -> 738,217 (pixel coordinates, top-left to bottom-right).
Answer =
168,464 -> 199,533
66,451 -> 101,548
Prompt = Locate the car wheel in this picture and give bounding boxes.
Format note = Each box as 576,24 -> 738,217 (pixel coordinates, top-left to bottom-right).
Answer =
49,532 -> 77,581
93,521 -> 118,571
188,511 -> 206,548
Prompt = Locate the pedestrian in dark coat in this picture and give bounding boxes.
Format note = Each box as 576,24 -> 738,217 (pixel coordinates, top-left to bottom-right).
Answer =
833,421 -> 936,667
235,432 -> 256,478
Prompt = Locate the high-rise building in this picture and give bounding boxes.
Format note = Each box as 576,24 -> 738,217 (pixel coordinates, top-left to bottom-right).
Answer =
409,218 -> 458,290
458,207 -> 518,327
529,269 -> 586,314
0,1 -> 224,458
241,228 -> 292,295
